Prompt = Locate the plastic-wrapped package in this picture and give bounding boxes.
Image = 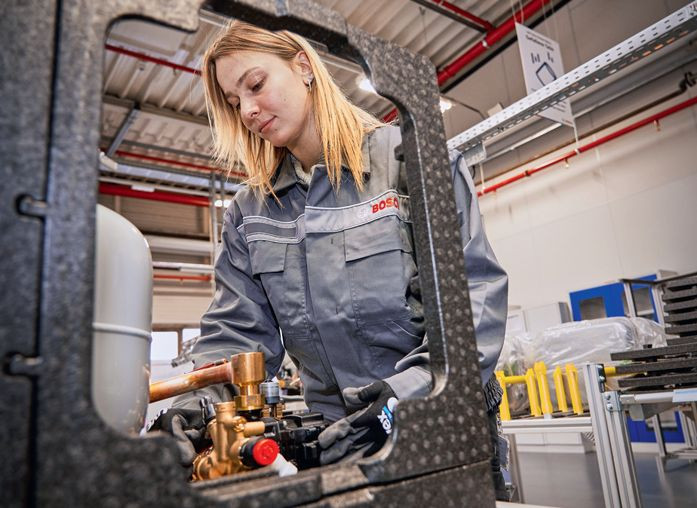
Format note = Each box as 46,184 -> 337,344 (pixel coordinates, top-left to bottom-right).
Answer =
530,317 -> 666,369
496,317 -> 668,414
632,317 -> 667,348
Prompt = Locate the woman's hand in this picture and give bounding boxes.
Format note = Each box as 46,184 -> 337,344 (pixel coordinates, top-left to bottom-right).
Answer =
317,381 -> 398,464
148,408 -> 207,468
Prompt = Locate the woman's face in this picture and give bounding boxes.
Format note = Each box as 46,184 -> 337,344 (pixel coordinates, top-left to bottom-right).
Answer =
215,51 -> 314,151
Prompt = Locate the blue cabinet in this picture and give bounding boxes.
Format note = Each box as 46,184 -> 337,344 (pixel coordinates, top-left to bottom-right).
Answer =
569,275 -> 659,322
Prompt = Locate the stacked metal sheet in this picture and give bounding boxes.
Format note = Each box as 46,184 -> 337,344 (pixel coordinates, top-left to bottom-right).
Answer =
610,275 -> 697,390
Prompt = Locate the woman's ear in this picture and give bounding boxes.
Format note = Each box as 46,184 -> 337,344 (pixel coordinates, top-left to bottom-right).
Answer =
294,51 -> 313,82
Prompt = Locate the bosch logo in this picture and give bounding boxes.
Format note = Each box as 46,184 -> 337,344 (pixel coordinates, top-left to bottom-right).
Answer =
371,196 -> 399,214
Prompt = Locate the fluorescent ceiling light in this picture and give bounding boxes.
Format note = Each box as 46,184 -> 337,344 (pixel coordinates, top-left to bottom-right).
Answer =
358,78 -> 376,94
358,77 -> 451,115
440,99 -> 453,113
214,199 -> 232,208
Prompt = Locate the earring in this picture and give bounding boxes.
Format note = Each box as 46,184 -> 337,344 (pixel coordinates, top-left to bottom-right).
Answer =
306,75 -> 314,93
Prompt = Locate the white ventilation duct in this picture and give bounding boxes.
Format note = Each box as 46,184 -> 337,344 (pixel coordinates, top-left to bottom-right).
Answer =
92,205 -> 152,433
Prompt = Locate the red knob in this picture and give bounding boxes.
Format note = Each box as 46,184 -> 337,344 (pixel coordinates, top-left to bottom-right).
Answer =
252,438 -> 279,466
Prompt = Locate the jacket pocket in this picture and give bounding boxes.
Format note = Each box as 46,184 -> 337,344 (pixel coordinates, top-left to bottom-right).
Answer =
282,333 -> 335,391
248,240 -> 309,337
360,319 -> 424,374
344,216 -> 414,325
249,240 -> 286,275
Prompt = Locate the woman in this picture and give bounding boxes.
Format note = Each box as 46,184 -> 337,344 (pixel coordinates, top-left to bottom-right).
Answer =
156,20 -> 508,496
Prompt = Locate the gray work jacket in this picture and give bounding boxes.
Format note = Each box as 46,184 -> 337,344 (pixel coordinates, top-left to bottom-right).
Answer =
181,126 -> 508,422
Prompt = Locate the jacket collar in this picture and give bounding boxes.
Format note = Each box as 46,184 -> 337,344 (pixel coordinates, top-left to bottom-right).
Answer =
270,131 -> 373,193
270,152 -> 297,193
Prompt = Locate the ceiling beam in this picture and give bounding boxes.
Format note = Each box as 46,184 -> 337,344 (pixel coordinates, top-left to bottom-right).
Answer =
106,103 -> 140,157
103,93 -> 209,126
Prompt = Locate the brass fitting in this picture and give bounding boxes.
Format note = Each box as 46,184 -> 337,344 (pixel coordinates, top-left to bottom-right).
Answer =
191,401 -> 268,481
232,352 -> 265,411
190,352 -> 286,482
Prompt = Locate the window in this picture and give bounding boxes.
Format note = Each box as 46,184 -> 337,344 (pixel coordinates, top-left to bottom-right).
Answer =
579,296 -> 606,320
182,327 -> 200,342
150,331 -> 179,361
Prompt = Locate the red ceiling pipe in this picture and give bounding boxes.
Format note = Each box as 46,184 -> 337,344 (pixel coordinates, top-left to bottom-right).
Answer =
105,44 -> 201,75
383,0 -> 552,122
425,0 -> 494,31
382,107 -> 399,123
479,95 -> 697,196
99,182 -> 210,207
113,149 -> 247,179
103,47 -> 250,178
438,0 -> 552,86
154,273 -> 211,281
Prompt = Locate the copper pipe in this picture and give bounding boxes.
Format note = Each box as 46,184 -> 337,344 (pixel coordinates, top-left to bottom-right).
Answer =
149,361 -> 232,403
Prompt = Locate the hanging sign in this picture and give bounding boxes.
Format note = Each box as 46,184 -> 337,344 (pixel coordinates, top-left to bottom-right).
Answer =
515,23 -> 574,127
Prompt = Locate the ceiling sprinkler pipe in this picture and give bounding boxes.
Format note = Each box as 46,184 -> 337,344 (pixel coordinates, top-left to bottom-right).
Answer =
413,0 -> 494,32
105,44 -> 201,75
154,273 -> 212,282
479,95 -> 697,196
99,182 -> 211,207
383,0 -> 552,122
113,149 -> 247,179
437,0 -> 552,86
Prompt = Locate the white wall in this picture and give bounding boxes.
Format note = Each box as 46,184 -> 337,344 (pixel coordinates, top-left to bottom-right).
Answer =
479,89 -> 697,309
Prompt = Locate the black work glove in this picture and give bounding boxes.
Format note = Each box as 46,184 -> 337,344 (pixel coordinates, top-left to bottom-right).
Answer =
148,408 -> 207,468
318,381 -> 398,465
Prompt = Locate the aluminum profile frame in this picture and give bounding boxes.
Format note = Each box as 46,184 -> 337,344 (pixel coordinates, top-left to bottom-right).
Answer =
447,1 -> 697,153
1,0 -> 495,506
583,364 -> 642,508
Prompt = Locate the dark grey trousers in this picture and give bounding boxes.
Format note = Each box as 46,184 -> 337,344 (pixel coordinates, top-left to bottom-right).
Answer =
487,408 -> 509,501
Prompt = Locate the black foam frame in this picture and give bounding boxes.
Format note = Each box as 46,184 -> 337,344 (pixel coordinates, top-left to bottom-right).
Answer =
0,0 -> 495,506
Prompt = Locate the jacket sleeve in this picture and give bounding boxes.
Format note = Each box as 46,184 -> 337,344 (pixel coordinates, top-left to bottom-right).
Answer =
450,151 -> 508,387
172,202 -> 285,409
384,150 -> 508,405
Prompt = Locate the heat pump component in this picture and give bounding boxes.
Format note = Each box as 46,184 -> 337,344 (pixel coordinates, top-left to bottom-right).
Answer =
92,204 -> 152,433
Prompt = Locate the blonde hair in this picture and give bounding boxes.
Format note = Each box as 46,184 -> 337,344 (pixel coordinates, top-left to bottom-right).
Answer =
202,21 -> 384,198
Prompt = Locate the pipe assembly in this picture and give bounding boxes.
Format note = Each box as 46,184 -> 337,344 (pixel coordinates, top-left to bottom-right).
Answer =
149,352 -> 325,482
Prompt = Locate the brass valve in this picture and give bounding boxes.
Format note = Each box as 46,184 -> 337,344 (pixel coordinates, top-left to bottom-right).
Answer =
187,352 -> 297,482
191,401 -> 276,481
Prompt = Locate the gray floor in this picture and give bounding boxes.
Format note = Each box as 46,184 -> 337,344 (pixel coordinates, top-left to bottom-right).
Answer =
516,451 -> 697,507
